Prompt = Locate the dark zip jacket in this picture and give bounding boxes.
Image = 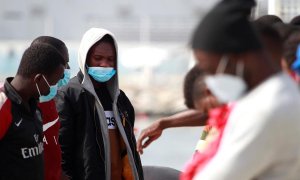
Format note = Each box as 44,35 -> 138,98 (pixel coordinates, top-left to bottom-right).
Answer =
56,72 -> 143,180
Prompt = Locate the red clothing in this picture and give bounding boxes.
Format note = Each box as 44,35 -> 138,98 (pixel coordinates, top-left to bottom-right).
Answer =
38,100 -> 61,180
0,79 -> 44,179
181,103 -> 235,180
289,71 -> 300,84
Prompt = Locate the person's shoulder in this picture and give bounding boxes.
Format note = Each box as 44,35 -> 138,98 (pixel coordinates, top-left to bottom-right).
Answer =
118,89 -> 130,100
119,89 -> 126,96
0,90 -> 13,140
56,76 -> 87,104
232,73 -> 300,128
0,88 -> 9,108
118,89 -> 133,106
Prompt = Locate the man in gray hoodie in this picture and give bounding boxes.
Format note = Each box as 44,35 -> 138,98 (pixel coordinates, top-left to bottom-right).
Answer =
56,28 -> 143,180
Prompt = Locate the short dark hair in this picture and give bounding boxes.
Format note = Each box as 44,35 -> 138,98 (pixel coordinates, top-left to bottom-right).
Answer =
253,21 -> 283,65
283,29 -> 300,67
17,43 -> 65,78
192,75 -> 206,105
273,23 -> 297,41
255,15 -> 283,26
290,15 -> 300,26
183,65 -> 203,109
31,36 -> 69,64
253,21 -> 282,43
92,34 -> 115,49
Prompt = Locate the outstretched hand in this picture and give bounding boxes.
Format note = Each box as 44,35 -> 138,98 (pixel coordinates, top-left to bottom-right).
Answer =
137,120 -> 163,154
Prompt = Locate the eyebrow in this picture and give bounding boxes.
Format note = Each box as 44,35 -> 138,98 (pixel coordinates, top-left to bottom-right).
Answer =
93,54 -> 115,58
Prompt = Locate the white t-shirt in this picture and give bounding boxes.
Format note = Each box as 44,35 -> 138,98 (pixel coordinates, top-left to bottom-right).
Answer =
194,73 -> 300,180
105,111 -> 116,129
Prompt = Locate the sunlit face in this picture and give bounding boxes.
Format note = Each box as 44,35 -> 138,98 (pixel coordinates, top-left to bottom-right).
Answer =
193,50 -> 222,75
86,42 -> 116,68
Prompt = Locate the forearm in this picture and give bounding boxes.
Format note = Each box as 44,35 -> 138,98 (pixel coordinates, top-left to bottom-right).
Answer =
160,109 -> 207,129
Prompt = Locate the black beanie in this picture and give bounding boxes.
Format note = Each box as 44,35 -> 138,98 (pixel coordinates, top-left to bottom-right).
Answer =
191,0 -> 262,53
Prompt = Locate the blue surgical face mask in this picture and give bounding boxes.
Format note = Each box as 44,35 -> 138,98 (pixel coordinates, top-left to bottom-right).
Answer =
36,75 -> 58,103
58,69 -> 71,88
292,45 -> 300,75
87,66 -> 116,82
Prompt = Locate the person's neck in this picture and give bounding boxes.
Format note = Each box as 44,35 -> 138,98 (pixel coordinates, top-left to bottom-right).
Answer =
10,75 -> 34,102
244,51 -> 281,91
91,78 -> 106,89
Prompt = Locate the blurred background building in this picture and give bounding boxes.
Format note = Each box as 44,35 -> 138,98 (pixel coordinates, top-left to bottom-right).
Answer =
0,0 -> 299,114
0,0 -> 217,41
267,0 -> 300,22
0,0 -> 221,115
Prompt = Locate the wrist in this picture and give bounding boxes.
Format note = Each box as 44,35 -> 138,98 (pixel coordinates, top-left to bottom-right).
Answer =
158,118 -> 168,130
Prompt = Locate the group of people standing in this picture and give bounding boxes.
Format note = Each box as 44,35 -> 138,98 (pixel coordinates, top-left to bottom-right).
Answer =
1,0 -> 300,180
0,29 -> 143,180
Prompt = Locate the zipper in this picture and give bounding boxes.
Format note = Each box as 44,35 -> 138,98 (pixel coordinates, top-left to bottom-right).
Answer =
115,103 -> 139,180
124,116 -> 137,160
119,107 -> 137,160
95,100 -> 111,180
93,103 -> 104,162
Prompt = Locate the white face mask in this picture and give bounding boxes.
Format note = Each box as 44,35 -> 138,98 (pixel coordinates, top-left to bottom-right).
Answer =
204,56 -> 247,103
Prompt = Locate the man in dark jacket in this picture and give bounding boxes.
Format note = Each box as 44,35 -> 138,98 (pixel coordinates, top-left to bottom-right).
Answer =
0,43 -> 65,180
56,28 -> 143,180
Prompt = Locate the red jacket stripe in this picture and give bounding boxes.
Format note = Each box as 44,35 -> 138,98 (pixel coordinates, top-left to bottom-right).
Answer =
0,93 -> 13,140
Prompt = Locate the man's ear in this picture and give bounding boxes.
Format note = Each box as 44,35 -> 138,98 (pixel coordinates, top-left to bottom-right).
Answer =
33,74 -> 43,84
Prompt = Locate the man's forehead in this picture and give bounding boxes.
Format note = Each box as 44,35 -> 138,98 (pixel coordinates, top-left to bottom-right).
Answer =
194,50 -> 222,74
91,42 -> 115,54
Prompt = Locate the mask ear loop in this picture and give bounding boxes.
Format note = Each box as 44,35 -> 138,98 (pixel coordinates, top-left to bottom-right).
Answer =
35,83 -> 42,97
42,75 -> 51,88
216,56 -> 229,74
236,60 -> 245,78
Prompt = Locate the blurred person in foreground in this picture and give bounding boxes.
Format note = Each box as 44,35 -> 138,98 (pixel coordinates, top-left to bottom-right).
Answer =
0,44 -> 65,179
137,18 -> 285,155
56,28 -> 143,180
31,36 -> 70,180
181,0 -> 300,179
